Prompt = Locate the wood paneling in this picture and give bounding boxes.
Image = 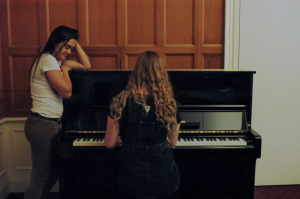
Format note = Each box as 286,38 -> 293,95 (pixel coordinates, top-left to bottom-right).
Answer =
127,0 -> 156,45
9,0 -> 39,46
203,0 -> 225,44
165,54 -> 194,69
166,0 -> 194,45
203,54 -> 224,69
48,0 -> 78,32
10,56 -> 33,111
0,0 -> 225,116
126,54 -> 139,69
88,0 -> 117,46
90,55 -> 119,69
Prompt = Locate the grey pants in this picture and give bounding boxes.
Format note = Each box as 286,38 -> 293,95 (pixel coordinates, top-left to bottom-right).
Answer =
24,115 -> 61,199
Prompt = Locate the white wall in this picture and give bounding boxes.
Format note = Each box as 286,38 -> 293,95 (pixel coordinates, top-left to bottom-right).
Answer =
0,120 -> 10,199
238,0 -> 300,185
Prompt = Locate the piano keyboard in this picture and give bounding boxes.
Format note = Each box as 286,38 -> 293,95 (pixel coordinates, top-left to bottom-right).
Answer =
176,137 -> 247,147
179,130 -> 248,134
72,137 -> 247,147
66,130 -> 105,134
73,138 -> 105,147
67,130 -> 248,134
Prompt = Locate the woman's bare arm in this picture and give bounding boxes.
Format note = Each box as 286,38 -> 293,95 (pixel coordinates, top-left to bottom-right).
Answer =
46,65 -> 72,99
167,123 -> 181,148
105,116 -> 120,149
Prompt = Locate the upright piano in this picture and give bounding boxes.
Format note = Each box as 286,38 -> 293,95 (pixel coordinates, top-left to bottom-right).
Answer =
59,70 -> 262,199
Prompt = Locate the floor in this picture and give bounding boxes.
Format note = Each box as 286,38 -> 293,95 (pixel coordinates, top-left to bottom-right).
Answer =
6,185 -> 300,199
254,185 -> 300,199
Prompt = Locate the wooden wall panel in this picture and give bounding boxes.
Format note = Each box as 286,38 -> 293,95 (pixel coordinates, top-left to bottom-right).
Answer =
126,0 -> 156,45
126,54 -> 139,69
201,0 -> 225,69
48,0 -> 78,32
88,0 -> 117,46
89,55 -> 119,69
165,54 -> 194,69
10,56 -> 33,111
166,0 -> 194,45
203,0 -> 225,44
203,54 -> 223,69
9,0 -> 39,46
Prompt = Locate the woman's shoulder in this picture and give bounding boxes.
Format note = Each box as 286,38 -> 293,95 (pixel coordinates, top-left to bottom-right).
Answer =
39,53 -> 59,65
39,53 -> 60,71
40,53 -> 55,60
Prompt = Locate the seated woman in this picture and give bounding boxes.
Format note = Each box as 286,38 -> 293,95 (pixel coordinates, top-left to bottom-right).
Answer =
105,51 -> 181,198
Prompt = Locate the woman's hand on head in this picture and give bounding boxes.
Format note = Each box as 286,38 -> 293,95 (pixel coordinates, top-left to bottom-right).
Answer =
61,41 -> 91,70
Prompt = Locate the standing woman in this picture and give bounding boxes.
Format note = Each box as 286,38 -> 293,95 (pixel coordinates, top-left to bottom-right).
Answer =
24,26 -> 91,199
105,51 -> 181,198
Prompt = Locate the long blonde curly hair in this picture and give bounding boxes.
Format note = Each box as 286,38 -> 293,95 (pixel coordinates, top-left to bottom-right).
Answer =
110,51 -> 177,132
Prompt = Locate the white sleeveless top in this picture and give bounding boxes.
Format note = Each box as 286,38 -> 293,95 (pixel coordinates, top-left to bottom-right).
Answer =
30,53 -> 63,118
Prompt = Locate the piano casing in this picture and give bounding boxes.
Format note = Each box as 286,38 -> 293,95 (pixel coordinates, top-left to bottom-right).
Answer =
59,70 -> 261,199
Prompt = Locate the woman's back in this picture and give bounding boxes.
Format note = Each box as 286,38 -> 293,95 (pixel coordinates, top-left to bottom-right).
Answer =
105,51 -> 181,198
119,95 -> 169,146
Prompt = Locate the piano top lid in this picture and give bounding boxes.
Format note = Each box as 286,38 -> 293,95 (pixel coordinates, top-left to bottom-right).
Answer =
67,69 -> 255,104
70,69 -> 256,73
65,69 -> 256,129
168,69 -> 256,73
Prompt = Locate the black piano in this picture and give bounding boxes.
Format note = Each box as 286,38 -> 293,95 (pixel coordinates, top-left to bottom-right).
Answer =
59,70 -> 262,199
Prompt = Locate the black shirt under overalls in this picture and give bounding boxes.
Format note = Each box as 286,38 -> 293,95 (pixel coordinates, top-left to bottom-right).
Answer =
116,95 -> 181,198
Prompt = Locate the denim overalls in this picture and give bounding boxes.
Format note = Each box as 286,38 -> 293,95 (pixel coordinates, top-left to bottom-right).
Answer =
117,96 -> 180,198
